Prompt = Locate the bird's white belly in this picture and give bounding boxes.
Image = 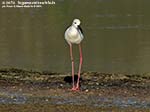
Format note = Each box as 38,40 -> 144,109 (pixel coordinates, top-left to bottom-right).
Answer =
65,27 -> 83,44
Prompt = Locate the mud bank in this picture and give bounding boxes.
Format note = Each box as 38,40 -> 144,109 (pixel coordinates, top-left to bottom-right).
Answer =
0,68 -> 150,112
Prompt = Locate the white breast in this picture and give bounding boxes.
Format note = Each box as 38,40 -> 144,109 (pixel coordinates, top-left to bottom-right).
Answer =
65,26 -> 84,44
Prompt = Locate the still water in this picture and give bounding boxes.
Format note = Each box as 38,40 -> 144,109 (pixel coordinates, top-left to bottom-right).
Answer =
0,0 -> 150,74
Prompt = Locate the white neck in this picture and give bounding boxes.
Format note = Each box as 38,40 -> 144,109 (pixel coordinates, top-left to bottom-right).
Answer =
72,24 -> 78,28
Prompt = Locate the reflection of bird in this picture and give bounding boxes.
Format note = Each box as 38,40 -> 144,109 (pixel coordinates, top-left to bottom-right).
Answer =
65,19 -> 84,91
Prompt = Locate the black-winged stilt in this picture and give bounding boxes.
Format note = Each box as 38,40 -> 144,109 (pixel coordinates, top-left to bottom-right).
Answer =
65,19 -> 84,91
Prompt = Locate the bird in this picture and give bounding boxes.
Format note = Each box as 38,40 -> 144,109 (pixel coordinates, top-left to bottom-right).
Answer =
64,19 -> 84,91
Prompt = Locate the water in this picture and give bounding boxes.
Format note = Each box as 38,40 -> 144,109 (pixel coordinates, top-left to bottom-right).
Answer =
0,0 -> 150,74
0,89 -> 150,108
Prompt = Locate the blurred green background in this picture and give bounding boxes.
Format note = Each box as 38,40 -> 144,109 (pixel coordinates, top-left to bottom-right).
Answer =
0,0 -> 150,74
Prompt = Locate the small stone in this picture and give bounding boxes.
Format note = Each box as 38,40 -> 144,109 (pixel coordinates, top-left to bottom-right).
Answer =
19,88 -> 22,91
14,98 -> 17,101
124,91 -> 127,94
12,86 -> 16,89
30,88 -> 33,90
96,82 -> 99,85
45,99 -> 49,102
46,86 -> 49,89
60,84 -> 63,87
133,93 -> 137,96
85,89 -> 89,92
10,96 -> 14,99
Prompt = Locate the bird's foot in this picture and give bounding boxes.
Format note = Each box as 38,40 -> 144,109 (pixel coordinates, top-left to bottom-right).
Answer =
75,85 -> 80,91
70,86 -> 80,91
75,87 -> 80,91
71,87 -> 76,91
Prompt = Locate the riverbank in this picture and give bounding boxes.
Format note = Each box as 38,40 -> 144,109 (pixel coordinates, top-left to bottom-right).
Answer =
0,68 -> 150,112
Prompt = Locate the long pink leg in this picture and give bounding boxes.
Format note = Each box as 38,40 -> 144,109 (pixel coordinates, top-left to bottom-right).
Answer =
76,44 -> 83,90
69,44 -> 76,90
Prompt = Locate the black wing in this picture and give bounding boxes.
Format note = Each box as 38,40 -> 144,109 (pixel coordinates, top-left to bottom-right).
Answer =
78,25 -> 83,34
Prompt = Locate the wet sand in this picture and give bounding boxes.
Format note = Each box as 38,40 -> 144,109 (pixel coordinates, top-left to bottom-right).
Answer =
0,68 -> 150,111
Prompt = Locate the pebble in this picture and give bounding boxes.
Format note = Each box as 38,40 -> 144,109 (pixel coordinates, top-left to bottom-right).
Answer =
12,86 -> 16,89
96,82 -> 99,85
30,88 -> 33,90
10,96 -> 14,99
85,89 -> 89,92
133,93 -> 137,96
46,86 -> 50,89
45,99 -> 49,102
124,91 -> 127,94
60,84 -> 63,87
19,88 -> 22,92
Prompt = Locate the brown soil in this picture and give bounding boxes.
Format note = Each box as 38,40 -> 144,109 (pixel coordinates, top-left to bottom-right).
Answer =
0,68 -> 150,112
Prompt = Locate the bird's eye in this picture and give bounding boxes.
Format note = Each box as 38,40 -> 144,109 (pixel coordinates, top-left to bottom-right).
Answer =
74,22 -> 76,24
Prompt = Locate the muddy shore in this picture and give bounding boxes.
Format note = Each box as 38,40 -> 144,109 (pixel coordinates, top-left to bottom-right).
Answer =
0,68 -> 150,112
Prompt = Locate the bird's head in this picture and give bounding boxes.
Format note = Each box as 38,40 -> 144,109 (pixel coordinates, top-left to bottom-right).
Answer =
72,19 -> 81,27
